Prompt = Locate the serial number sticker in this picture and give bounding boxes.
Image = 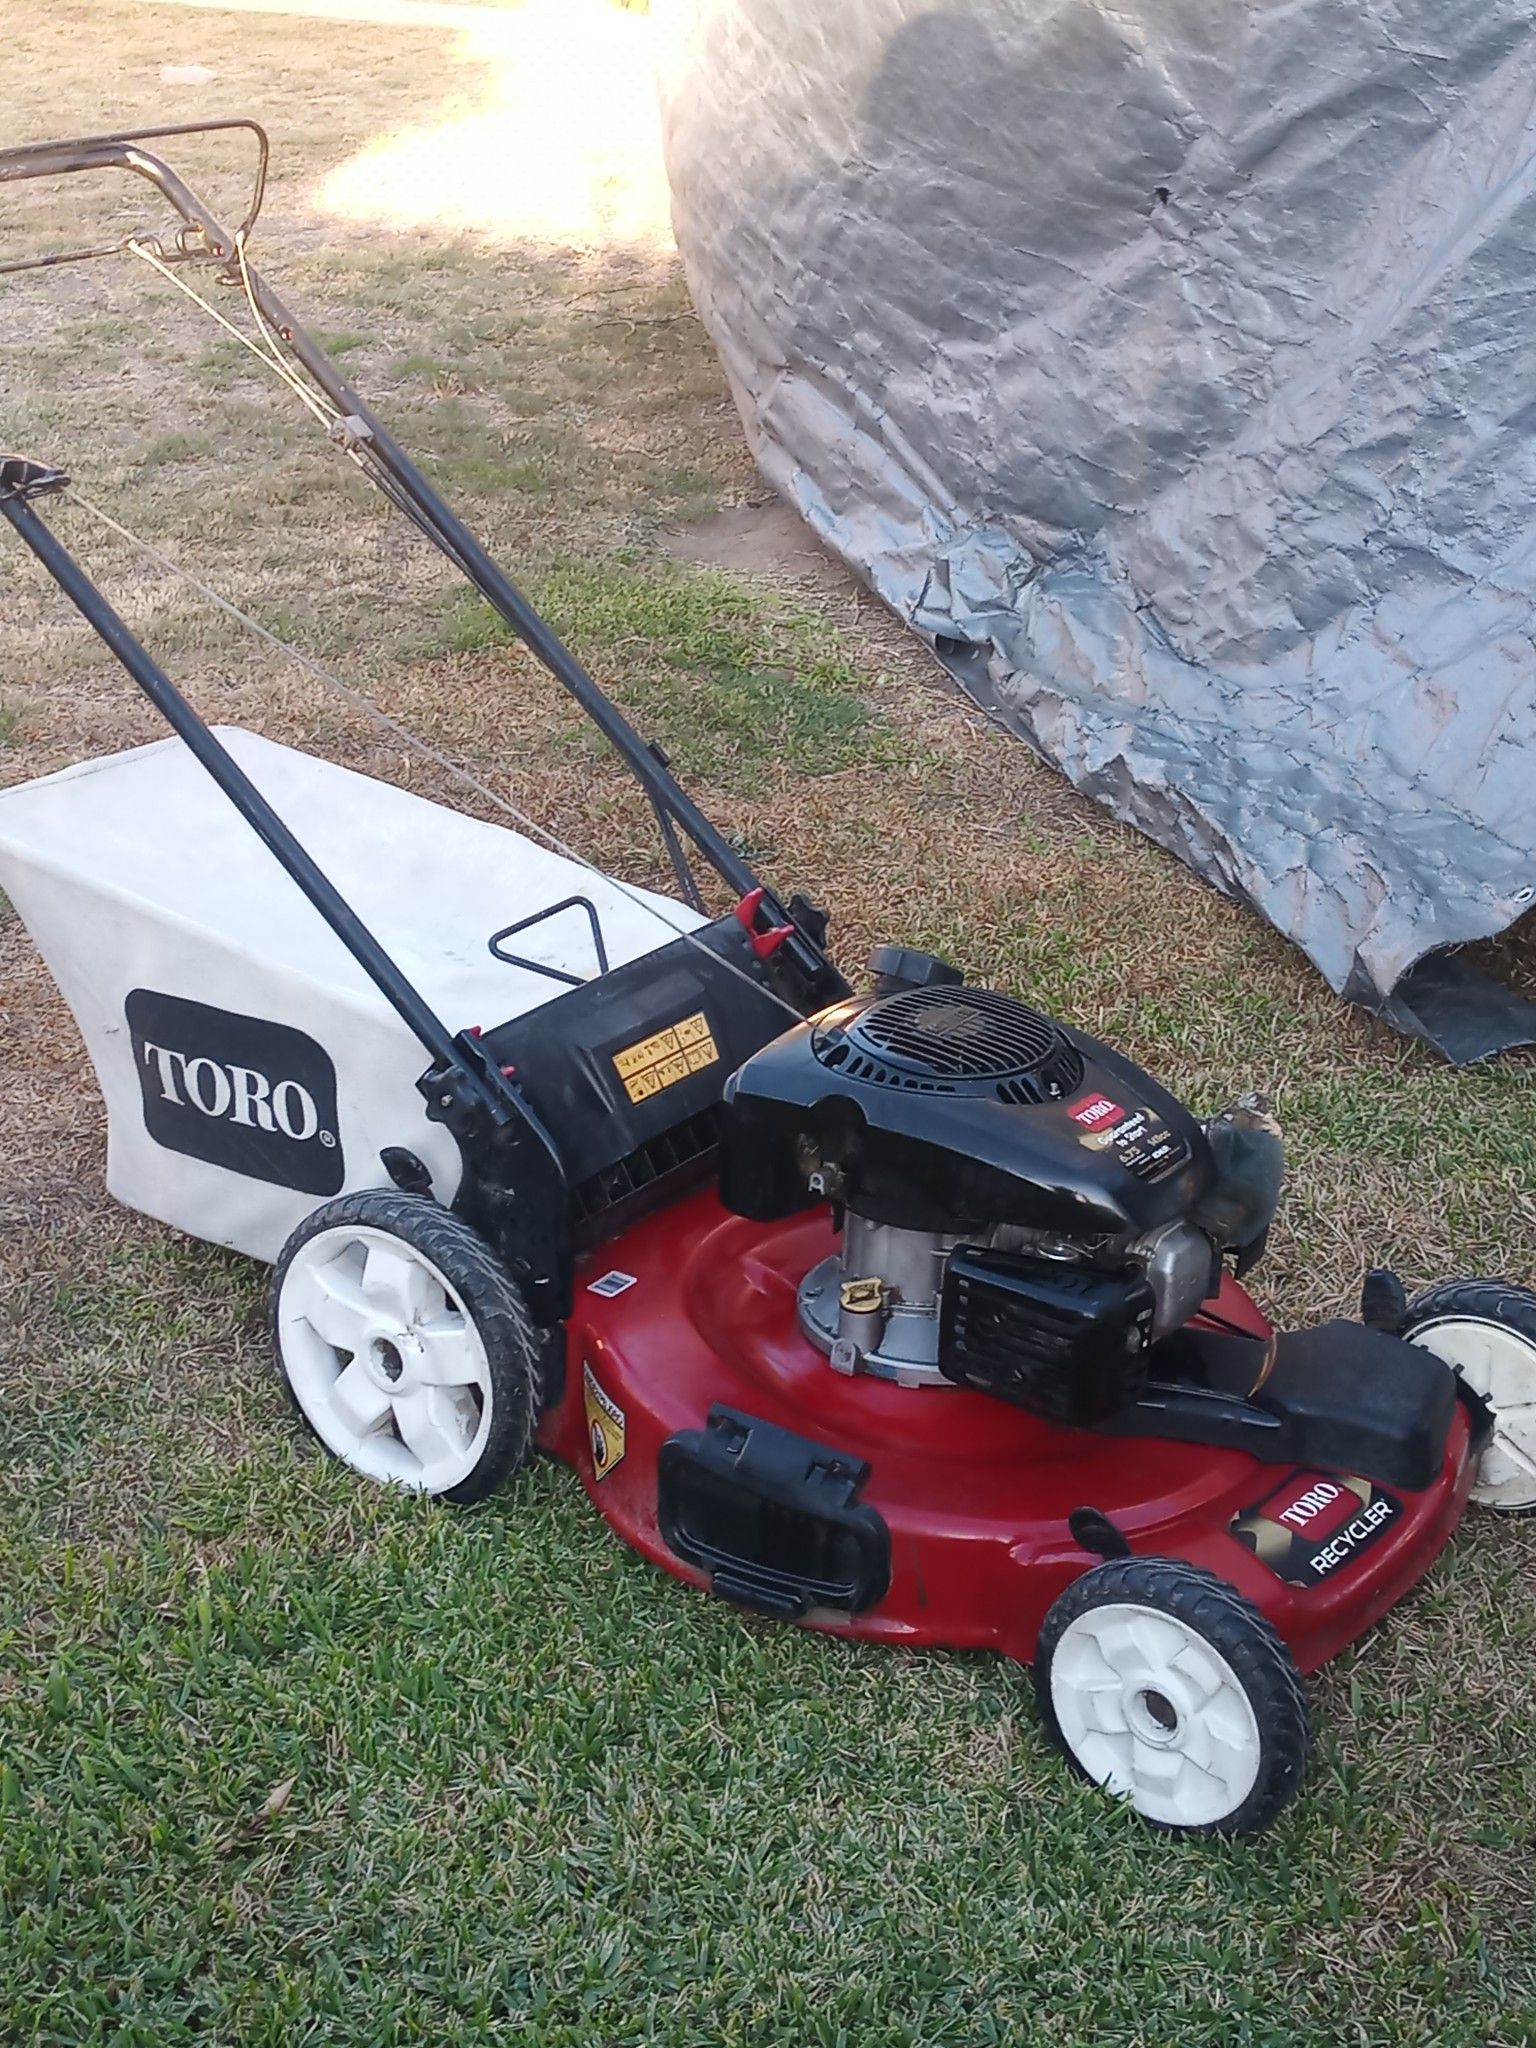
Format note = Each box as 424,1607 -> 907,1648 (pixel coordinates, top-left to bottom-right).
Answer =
587,1270 -> 638,1298
1229,1469 -> 1402,1587
611,1011 -> 719,1105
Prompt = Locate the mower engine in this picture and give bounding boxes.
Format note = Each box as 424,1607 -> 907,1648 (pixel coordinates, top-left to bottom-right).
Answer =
719,955 -> 1279,1424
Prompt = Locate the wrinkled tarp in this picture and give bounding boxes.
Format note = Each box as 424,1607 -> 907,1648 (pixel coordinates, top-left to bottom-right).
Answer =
657,0 -> 1536,1061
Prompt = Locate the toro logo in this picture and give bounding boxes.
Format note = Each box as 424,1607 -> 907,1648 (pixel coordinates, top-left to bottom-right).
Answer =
126,990 -> 344,1197
1269,1478 -> 1352,1536
1068,1092 -> 1124,1130
1230,1468 -> 1402,1589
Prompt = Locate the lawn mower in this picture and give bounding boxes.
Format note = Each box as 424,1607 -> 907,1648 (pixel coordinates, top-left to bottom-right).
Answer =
3,125 -> 1534,1837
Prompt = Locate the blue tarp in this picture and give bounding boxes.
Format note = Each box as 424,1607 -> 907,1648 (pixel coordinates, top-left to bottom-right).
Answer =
660,0 -> 1536,1059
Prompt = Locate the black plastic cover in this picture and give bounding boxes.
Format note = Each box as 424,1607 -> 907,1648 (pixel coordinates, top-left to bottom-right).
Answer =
939,1246 -> 1156,1425
482,913 -> 790,1238
719,990 -> 1214,1237
1110,1320 -> 1460,1492
867,943 -> 964,993
658,1406 -> 891,1618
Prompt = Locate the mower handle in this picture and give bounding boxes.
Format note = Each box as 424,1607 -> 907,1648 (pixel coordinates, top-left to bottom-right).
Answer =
0,122 -> 849,1014
0,121 -> 269,275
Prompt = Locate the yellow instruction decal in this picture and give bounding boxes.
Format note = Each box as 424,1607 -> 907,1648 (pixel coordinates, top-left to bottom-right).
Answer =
611,1011 -> 719,1105
583,1361 -> 626,1480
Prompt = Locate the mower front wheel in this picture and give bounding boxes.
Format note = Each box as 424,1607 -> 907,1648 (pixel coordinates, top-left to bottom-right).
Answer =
1034,1557 -> 1312,1835
1402,1279 -> 1536,1512
271,1189 -> 540,1504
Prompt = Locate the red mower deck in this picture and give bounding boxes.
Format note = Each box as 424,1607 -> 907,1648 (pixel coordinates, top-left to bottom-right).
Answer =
553,1189 -> 1477,1675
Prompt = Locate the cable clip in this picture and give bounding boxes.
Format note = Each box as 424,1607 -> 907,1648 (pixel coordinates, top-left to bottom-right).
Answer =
329,414 -> 374,450
0,457 -> 70,503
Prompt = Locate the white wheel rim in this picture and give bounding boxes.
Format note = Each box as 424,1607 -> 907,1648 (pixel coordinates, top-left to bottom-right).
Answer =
277,1224 -> 493,1494
1407,1317 -> 1536,1511
1051,1602 -> 1263,1828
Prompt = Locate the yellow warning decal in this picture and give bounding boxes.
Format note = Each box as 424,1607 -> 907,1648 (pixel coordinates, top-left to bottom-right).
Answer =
583,1361 -> 626,1480
611,1011 -> 719,1105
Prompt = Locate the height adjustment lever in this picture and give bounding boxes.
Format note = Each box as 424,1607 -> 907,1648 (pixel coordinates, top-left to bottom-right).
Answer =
734,886 -> 795,962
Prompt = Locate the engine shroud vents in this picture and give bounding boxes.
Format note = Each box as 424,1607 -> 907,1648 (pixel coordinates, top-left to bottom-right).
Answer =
812,986 -> 1084,1104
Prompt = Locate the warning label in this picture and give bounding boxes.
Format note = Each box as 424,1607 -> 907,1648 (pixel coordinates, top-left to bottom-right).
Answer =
1065,1092 -> 1188,1182
611,1011 -> 720,1105
582,1362 -> 627,1481
1230,1469 -> 1402,1587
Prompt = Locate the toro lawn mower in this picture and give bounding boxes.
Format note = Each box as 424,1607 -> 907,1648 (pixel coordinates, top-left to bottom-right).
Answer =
3,126 -> 1534,1837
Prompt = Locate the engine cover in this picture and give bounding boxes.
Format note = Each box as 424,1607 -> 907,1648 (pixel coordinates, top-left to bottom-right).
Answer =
719,984 -> 1216,1239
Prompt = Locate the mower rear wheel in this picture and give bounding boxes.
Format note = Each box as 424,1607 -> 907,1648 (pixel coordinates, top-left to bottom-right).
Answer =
1401,1280 -> 1536,1512
1035,1557 -> 1311,1835
271,1190 -> 539,1504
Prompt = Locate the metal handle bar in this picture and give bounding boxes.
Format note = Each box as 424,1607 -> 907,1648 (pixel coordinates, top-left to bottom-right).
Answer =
0,126 -> 847,1009
0,120 -> 269,275
0,457 -> 467,1077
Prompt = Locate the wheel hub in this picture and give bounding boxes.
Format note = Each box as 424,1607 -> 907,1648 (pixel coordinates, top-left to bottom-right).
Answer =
277,1224 -> 493,1492
1125,1684 -> 1182,1744
364,1327 -> 423,1392
1050,1600 -> 1264,1828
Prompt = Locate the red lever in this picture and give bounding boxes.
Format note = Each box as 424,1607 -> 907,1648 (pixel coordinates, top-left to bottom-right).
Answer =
734,886 -> 795,961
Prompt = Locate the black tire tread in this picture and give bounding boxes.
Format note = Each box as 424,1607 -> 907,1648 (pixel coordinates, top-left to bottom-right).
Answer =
270,1189 -> 540,1506
1034,1556 -> 1312,1837
1402,1279 -> 1536,1518
1403,1278 -> 1536,1342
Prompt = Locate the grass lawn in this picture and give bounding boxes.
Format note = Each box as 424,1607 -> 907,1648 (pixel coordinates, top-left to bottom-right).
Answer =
3,2 -> 1536,2043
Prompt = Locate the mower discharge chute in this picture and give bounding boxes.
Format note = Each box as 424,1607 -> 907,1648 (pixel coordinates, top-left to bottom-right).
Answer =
3,128 -> 1533,1838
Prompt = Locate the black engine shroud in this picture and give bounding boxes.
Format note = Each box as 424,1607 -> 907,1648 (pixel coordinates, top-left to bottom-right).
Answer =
719,984 -> 1216,1239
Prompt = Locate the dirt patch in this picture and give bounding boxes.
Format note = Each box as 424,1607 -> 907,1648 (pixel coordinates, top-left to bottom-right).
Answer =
661,495 -> 857,594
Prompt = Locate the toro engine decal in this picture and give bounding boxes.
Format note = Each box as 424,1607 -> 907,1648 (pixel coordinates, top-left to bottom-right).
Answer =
1230,1469 -> 1402,1587
582,1362 -> 627,1480
126,989 -> 343,1196
1065,1091 -> 1188,1182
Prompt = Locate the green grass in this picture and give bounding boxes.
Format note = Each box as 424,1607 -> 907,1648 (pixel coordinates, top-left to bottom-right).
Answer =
4,1342 -> 1533,2048
429,557 -> 911,792
531,560 -> 910,788
134,431 -> 211,469
314,330 -> 374,358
